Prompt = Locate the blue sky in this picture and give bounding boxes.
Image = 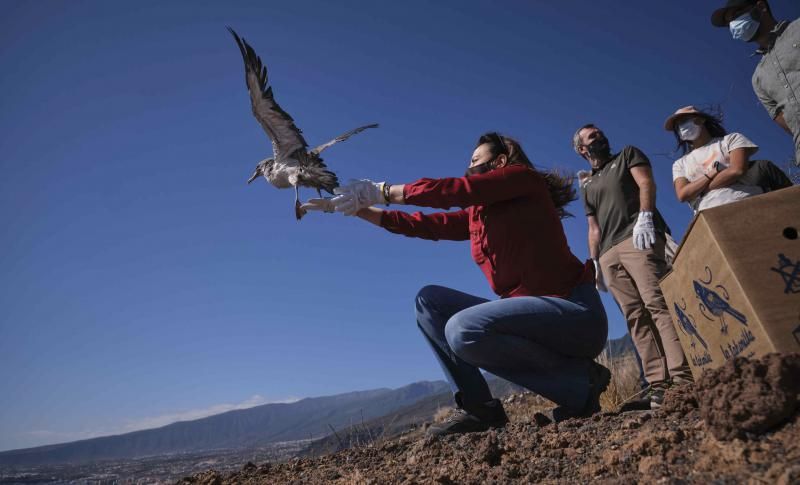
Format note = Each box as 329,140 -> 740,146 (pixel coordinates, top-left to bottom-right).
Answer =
1,0 -> 797,451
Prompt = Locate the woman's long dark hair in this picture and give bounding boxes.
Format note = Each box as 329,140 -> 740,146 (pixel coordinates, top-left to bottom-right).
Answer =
672,107 -> 728,155
477,133 -> 577,218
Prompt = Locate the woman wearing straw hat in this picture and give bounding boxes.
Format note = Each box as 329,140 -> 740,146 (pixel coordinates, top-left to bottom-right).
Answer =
664,106 -> 765,214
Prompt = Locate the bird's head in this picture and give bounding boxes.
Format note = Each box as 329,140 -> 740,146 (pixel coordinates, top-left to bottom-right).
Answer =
246,159 -> 272,184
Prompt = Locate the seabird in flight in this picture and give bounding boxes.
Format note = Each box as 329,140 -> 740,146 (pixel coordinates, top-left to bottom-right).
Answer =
228,27 -> 379,219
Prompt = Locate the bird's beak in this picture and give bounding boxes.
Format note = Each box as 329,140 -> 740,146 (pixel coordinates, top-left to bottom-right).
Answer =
247,168 -> 261,184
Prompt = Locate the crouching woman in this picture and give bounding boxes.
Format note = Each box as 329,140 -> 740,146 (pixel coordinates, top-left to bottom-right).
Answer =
304,133 -> 609,436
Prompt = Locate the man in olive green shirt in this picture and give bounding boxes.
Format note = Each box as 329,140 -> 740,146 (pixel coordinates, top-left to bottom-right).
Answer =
574,124 -> 691,409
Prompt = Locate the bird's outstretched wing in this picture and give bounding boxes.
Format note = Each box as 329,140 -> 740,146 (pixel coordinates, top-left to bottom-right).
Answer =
228,27 -> 308,161
310,123 -> 379,156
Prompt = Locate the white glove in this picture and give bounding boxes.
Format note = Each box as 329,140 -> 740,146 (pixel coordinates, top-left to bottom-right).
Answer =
332,179 -> 385,216
632,211 -> 656,250
299,197 -> 336,213
593,259 -> 608,292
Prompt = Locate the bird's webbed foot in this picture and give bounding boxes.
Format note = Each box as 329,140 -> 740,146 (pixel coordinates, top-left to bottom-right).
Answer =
294,186 -> 306,220
295,199 -> 307,220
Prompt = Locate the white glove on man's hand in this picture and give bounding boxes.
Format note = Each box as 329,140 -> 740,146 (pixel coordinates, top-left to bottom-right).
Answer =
299,198 -> 336,213
593,259 -> 608,292
332,179 -> 385,216
632,211 -> 656,250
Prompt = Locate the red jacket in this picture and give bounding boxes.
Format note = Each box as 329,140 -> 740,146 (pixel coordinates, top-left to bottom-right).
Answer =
380,164 -> 593,298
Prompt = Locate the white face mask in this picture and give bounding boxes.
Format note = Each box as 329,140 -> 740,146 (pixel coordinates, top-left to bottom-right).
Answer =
678,119 -> 702,142
730,10 -> 761,42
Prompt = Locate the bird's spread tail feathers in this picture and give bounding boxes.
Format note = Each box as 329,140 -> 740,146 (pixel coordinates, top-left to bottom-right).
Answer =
303,167 -> 339,194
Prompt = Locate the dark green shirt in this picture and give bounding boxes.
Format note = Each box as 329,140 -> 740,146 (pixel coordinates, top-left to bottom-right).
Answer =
581,146 -> 670,257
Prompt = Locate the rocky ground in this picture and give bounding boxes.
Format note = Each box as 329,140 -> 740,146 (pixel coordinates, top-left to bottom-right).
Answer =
178,353 -> 800,484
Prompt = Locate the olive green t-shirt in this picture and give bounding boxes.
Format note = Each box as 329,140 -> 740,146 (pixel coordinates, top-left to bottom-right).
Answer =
581,145 -> 670,257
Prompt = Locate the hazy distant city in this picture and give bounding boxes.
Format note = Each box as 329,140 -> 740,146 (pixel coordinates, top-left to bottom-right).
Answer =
0,441 -> 309,484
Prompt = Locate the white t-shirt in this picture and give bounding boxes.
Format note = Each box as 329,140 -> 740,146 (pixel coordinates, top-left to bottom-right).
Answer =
672,133 -> 763,213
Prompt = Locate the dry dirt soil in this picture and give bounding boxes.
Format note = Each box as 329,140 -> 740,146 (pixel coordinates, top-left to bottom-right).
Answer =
179,353 -> 800,484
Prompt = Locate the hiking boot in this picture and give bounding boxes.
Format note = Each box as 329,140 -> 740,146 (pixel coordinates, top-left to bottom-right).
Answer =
533,361 -> 611,426
620,383 -> 666,412
619,397 -> 652,412
671,375 -> 694,387
426,399 -> 508,437
584,361 -> 612,415
647,386 -> 665,409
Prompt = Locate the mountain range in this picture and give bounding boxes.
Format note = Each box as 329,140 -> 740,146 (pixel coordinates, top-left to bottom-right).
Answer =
0,334 -> 635,466
0,381 -> 450,466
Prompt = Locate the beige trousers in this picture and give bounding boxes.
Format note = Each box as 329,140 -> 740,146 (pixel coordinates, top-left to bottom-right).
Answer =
599,235 -> 691,386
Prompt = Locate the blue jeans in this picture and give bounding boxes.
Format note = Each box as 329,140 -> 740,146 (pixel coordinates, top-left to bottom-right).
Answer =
415,283 -> 608,412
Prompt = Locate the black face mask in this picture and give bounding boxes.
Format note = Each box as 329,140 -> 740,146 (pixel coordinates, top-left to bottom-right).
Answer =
585,137 -> 611,161
464,160 -> 496,177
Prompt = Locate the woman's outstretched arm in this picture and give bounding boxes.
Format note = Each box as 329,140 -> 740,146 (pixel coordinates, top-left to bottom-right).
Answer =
356,207 -> 384,226
336,165 -> 538,215
361,207 -> 469,241
386,184 -> 406,204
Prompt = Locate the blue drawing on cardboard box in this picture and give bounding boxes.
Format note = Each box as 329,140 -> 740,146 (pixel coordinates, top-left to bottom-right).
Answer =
692,266 -> 756,361
771,253 -> 800,295
674,299 -> 712,367
673,301 -> 708,350
693,267 -> 747,335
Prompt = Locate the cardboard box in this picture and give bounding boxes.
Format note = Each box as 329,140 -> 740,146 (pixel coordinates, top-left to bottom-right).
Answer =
659,185 -> 800,379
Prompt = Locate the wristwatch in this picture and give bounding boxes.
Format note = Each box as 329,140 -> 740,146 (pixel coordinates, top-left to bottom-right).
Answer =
713,161 -> 722,173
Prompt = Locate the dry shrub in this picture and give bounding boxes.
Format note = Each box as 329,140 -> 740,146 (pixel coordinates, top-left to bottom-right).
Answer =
433,405 -> 455,423
595,350 -> 643,411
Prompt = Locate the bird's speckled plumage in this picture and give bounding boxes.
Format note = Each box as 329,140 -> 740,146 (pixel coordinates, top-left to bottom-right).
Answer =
228,27 -> 378,219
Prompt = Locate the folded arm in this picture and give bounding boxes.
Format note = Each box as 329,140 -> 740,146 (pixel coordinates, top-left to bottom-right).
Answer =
708,147 -> 756,190
674,175 -> 714,203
